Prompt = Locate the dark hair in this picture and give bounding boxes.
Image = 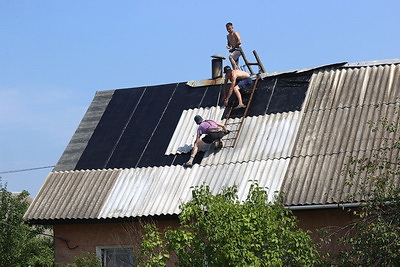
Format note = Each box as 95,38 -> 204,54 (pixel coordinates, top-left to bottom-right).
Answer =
194,115 -> 203,125
224,66 -> 232,73
226,22 -> 233,27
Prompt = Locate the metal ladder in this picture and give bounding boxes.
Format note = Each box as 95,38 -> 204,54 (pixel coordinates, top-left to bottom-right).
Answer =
222,75 -> 261,148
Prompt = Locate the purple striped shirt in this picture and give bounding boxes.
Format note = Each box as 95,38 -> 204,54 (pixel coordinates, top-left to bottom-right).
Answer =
197,120 -> 219,136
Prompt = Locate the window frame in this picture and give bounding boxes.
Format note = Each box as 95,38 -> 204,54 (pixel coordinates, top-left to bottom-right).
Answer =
96,245 -> 134,267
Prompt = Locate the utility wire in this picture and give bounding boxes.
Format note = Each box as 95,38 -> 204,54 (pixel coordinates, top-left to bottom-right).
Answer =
0,165 -> 54,175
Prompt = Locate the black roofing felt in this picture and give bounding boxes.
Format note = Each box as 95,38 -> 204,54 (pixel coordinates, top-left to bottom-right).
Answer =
71,72 -> 311,171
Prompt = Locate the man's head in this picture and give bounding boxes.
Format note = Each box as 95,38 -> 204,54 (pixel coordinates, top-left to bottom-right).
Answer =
226,22 -> 233,33
194,115 -> 203,125
224,66 -> 232,74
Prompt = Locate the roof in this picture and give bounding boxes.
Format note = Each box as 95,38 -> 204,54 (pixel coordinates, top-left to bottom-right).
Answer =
24,59 -> 400,222
283,62 -> 400,205
25,161 -> 288,220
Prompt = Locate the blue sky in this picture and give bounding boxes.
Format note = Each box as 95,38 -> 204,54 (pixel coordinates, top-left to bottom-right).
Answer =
1,0 -> 399,197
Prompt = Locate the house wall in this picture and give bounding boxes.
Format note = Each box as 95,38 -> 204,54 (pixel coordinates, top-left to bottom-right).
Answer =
293,207 -> 357,253
54,208 -> 355,265
53,219 -> 180,266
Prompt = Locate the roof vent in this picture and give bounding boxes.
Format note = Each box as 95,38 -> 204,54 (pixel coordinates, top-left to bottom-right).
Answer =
211,54 -> 225,79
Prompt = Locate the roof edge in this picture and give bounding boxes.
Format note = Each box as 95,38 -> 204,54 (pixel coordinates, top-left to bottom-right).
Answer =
344,58 -> 400,67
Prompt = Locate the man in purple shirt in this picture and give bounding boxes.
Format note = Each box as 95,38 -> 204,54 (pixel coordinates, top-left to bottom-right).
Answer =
184,115 -> 228,168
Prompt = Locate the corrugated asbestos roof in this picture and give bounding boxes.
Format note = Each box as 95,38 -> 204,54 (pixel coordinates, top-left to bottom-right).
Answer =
24,59 -> 400,221
165,107 -> 301,162
25,169 -> 121,220
54,90 -> 115,171
25,160 -> 288,220
283,63 -> 400,206
201,111 -> 301,166
26,110 -> 297,220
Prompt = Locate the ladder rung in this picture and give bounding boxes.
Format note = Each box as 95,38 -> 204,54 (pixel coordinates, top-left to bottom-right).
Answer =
222,75 -> 260,148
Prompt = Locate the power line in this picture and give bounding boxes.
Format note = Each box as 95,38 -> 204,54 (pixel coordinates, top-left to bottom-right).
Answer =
0,166 -> 54,175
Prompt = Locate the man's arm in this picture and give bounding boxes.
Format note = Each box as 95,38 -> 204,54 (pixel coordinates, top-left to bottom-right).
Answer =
224,74 -> 237,106
223,77 -> 229,99
216,122 -> 227,132
194,135 -> 200,145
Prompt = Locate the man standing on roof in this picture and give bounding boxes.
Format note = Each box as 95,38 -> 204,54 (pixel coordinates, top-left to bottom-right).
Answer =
223,65 -> 253,109
184,115 -> 228,168
226,22 -> 242,70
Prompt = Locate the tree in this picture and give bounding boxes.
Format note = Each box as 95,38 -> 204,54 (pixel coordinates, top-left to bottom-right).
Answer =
66,252 -> 101,267
322,115 -> 400,266
136,182 -> 320,266
0,180 -> 54,267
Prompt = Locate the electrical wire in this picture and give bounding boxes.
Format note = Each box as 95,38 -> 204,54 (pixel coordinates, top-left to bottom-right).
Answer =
0,165 -> 54,175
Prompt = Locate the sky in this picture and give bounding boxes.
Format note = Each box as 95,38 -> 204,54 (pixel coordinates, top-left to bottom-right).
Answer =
1,0 -> 399,198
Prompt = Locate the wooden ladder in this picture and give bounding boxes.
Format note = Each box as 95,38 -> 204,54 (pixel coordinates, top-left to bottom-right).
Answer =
240,50 -> 266,75
222,75 -> 260,148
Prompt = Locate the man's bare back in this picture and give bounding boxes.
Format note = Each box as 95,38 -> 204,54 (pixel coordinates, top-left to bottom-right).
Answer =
223,67 -> 252,107
227,69 -> 250,83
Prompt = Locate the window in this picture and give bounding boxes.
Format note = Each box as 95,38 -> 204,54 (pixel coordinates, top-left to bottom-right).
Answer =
96,246 -> 134,267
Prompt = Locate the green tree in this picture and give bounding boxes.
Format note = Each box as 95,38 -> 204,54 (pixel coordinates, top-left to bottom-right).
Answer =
137,182 -> 320,266
323,116 -> 400,266
136,223 -> 170,267
66,252 -> 101,267
0,180 -> 54,267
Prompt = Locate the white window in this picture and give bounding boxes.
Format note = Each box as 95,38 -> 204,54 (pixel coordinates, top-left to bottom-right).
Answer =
96,246 -> 134,267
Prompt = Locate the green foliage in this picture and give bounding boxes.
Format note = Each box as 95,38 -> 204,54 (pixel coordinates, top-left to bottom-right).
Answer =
323,116 -> 400,266
137,182 -> 320,266
135,223 -> 170,266
0,180 -> 54,266
66,252 -> 101,267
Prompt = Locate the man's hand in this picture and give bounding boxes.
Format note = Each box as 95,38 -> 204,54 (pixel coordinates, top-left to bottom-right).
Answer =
224,98 -> 229,106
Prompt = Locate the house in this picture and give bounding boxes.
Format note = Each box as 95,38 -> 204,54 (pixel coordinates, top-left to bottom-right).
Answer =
24,58 -> 400,266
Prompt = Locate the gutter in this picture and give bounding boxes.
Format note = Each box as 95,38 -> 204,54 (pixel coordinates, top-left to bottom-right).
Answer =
286,202 -> 363,210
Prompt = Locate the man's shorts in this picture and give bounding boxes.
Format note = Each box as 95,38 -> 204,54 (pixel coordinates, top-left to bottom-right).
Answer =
230,48 -> 242,61
202,131 -> 225,144
237,77 -> 253,90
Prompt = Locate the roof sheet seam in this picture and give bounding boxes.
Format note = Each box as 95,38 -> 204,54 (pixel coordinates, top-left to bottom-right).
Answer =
289,146 -> 395,160
52,144 -> 395,173
135,83 -> 180,167
104,87 -> 148,168
303,100 -> 400,113
205,146 -> 396,164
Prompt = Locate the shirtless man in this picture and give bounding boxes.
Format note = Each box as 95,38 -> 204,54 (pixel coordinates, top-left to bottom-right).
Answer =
226,22 -> 242,70
223,66 -> 253,109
